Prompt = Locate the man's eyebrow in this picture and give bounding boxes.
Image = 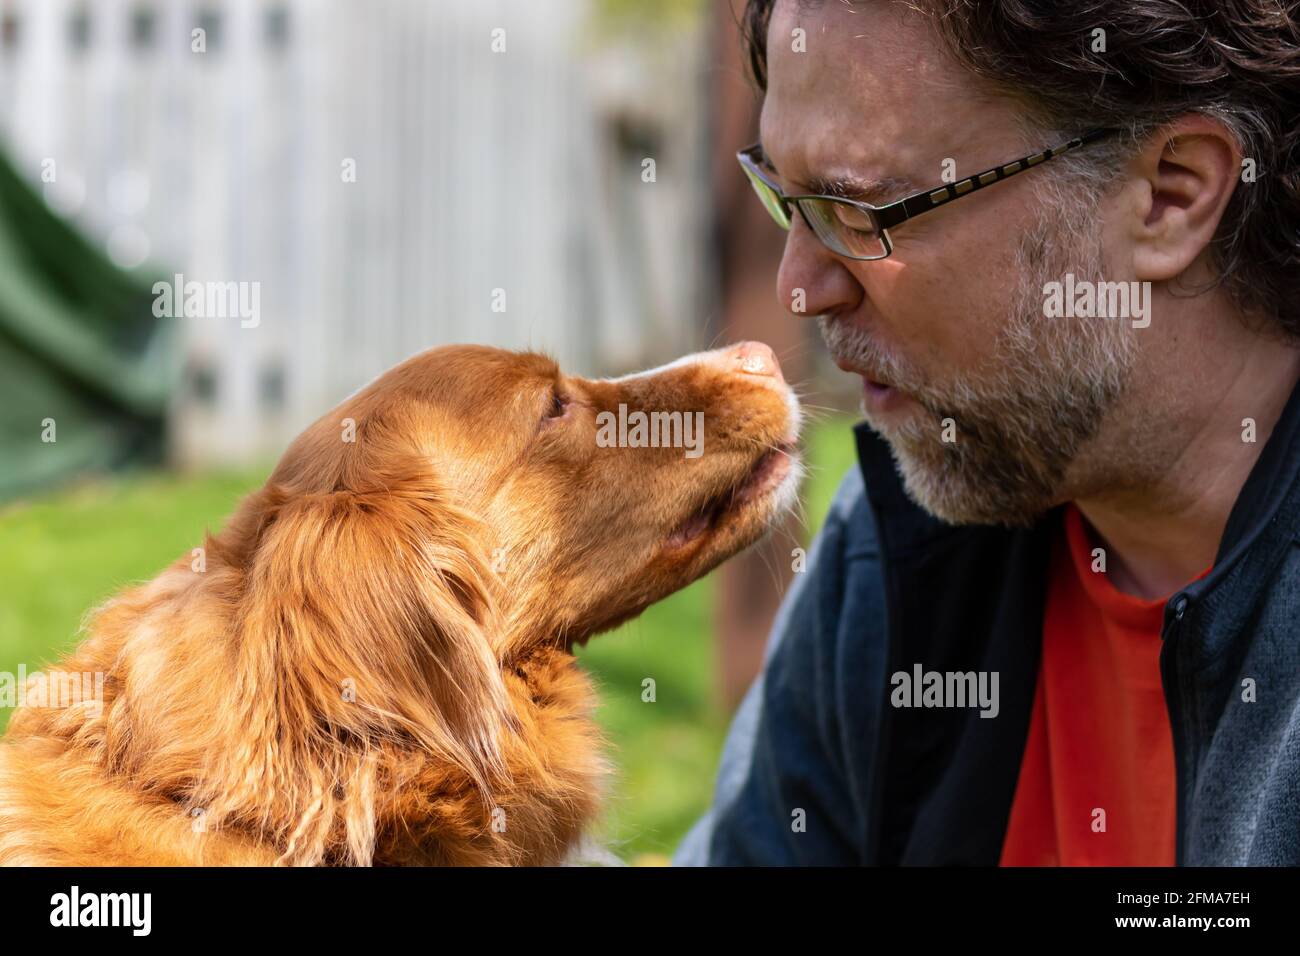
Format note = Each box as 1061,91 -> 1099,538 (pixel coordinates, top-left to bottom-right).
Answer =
756,143 -> 914,205
804,172 -> 915,205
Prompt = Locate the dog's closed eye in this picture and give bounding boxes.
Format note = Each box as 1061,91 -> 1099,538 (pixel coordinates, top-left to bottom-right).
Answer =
542,388 -> 568,424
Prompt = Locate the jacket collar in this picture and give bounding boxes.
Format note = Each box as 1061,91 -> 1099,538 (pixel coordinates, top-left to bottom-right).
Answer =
852,423 -> 957,552
1189,373 -> 1300,599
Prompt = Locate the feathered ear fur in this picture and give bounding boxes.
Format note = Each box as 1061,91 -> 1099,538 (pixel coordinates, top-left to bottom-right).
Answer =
197,465 -> 513,866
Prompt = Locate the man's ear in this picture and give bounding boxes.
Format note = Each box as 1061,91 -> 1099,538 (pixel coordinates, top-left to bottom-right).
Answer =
1125,115 -> 1242,283
214,471 -> 512,861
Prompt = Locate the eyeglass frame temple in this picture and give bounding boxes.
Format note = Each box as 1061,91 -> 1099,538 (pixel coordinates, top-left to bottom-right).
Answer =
874,126 -> 1119,230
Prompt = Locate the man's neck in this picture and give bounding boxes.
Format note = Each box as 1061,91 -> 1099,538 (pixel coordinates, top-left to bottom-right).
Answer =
1074,333 -> 1300,601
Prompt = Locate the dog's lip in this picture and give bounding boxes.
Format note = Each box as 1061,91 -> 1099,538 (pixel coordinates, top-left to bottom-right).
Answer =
561,441 -> 798,655
663,440 -> 798,552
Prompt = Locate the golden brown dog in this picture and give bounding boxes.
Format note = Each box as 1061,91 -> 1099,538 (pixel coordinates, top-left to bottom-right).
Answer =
0,342 -> 801,866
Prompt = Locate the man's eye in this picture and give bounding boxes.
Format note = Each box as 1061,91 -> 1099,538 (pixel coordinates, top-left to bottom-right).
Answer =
833,203 -> 876,233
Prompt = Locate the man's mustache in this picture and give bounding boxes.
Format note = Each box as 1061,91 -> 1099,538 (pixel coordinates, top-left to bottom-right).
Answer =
817,315 -> 911,391
816,314 -> 971,424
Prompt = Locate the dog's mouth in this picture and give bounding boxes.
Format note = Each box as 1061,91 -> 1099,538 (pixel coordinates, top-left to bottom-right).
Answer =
559,442 -> 798,653
556,441 -> 800,656
664,440 -> 799,552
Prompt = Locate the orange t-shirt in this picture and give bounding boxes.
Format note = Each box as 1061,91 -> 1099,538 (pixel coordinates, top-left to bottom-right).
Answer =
999,505 -> 1202,866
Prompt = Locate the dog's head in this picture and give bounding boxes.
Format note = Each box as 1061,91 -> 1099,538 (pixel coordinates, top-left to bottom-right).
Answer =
256,341 -> 801,657
91,342 -> 799,864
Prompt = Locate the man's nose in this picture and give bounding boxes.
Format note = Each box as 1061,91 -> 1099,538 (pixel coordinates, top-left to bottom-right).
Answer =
775,217 -> 863,319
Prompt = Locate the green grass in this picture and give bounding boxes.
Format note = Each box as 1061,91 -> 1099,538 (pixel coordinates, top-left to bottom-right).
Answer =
0,415 -> 860,862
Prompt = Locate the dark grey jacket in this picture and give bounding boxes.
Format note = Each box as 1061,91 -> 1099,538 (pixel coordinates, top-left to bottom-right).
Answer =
676,383 -> 1300,865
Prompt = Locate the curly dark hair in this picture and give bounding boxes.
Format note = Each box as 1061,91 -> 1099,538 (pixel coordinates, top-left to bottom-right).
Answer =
741,0 -> 1300,338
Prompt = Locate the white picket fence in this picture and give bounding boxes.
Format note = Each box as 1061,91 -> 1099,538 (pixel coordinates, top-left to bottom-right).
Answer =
0,0 -> 711,465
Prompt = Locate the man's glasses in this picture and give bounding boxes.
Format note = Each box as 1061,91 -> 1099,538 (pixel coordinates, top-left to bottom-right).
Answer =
737,128 -> 1118,261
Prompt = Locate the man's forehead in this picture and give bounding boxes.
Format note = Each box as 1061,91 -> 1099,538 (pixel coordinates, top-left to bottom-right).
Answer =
788,0 -> 867,14
761,0 -> 997,196
766,0 -> 952,101
759,16 -> 920,199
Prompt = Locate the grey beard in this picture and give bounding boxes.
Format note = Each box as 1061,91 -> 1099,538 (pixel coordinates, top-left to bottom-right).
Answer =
819,207 -> 1136,527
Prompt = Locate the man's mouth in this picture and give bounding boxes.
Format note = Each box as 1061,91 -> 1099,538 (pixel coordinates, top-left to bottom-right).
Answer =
862,373 -> 918,415
665,442 -> 798,551
831,353 -> 894,389
832,356 -> 909,415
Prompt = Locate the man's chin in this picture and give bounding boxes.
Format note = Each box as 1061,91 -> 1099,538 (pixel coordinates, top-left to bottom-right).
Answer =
879,431 -> 1057,529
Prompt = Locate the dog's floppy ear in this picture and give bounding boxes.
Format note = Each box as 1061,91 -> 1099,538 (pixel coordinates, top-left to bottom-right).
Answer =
206,466 -> 511,865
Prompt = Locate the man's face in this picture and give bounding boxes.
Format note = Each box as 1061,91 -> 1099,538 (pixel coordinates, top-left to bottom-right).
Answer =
760,0 -> 1138,526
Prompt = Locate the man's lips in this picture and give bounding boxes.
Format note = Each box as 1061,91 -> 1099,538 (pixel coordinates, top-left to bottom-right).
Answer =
832,354 -> 892,388
830,356 -> 911,413
861,376 -> 912,414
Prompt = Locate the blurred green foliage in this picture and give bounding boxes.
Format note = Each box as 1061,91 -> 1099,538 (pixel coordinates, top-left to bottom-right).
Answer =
589,0 -> 706,36
0,414 -> 859,861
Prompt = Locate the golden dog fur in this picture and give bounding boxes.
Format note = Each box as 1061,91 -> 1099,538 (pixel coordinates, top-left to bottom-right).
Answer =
0,343 -> 800,865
